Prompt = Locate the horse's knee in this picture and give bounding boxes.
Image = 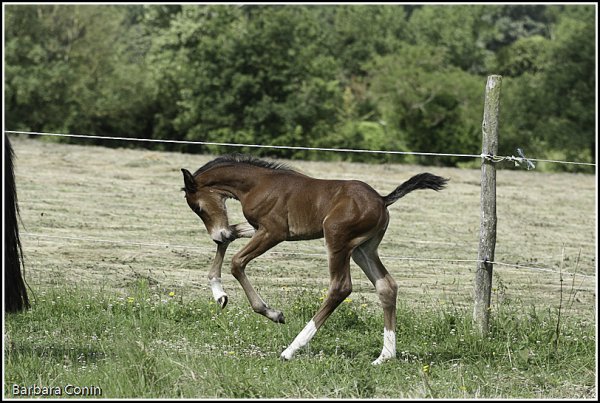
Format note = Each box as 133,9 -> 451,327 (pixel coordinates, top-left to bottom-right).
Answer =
340,284 -> 352,301
376,276 -> 397,307
330,280 -> 352,304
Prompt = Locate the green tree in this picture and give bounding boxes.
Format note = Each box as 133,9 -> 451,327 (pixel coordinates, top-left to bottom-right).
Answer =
408,6 -> 489,73
540,6 -> 595,165
5,5 -> 80,131
5,5 -> 155,141
494,35 -> 548,77
500,5 -> 595,171
63,6 -> 154,139
148,5 -> 343,158
368,45 -> 483,166
480,4 -> 555,52
5,4 -> 595,169
329,5 -> 408,78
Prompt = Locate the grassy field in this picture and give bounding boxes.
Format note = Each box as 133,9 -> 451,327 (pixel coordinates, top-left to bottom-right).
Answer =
4,135 -> 597,398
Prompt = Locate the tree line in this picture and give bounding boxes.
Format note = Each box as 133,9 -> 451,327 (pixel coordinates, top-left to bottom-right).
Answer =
5,4 -> 595,171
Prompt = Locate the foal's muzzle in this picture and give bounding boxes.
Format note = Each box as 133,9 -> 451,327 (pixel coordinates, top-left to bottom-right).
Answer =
211,228 -> 233,245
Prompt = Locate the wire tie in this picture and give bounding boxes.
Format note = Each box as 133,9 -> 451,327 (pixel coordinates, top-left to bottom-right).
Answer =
516,148 -> 536,170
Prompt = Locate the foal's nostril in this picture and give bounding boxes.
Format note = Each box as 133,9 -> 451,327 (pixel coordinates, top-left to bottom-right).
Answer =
211,228 -> 233,245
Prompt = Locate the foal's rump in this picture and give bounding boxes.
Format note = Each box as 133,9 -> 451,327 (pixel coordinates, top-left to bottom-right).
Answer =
274,172 -> 446,244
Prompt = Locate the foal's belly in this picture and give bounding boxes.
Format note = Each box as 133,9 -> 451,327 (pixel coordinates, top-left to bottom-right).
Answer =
285,194 -> 330,241
286,227 -> 324,241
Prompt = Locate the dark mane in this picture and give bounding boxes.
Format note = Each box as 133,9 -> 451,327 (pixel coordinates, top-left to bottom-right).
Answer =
193,154 -> 294,176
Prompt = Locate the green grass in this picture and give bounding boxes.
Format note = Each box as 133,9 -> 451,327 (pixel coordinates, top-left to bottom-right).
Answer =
5,279 -> 595,399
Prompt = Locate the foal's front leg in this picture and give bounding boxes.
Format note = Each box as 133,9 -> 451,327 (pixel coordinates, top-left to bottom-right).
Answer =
208,242 -> 230,308
230,228 -> 285,323
208,223 -> 255,309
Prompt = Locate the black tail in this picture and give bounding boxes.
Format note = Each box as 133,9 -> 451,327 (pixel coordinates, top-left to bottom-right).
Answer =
4,134 -> 30,313
383,173 -> 448,207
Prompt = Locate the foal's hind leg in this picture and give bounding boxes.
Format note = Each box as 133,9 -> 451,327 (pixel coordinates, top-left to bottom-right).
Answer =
352,230 -> 398,365
281,247 -> 353,360
230,229 -> 285,323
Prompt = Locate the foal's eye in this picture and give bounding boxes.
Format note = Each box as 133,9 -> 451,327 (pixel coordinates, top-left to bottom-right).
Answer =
188,200 -> 202,216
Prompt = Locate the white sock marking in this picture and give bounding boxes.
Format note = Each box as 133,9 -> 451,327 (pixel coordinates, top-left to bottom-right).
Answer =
372,328 -> 396,365
209,278 -> 227,302
281,320 -> 317,360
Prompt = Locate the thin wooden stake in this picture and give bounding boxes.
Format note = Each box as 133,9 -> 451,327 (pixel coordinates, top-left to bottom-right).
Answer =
474,75 -> 502,335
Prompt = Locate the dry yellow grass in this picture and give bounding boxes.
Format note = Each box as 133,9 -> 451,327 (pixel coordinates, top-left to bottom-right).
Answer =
10,135 -> 596,319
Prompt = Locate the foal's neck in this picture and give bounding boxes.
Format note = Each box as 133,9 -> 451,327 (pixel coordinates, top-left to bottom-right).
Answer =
203,164 -> 265,200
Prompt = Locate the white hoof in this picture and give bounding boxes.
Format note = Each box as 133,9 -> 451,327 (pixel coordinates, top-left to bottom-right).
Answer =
372,353 -> 394,365
372,328 -> 396,365
280,348 -> 294,361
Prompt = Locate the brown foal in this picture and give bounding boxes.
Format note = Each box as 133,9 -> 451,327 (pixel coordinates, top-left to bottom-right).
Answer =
181,154 -> 447,364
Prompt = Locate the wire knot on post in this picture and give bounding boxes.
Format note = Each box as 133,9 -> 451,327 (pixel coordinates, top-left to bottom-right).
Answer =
481,148 -> 536,170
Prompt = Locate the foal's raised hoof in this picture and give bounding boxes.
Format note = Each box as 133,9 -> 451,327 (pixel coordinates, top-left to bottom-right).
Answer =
275,312 -> 285,324
266,310 -> 285,324
217,295 -> 228,309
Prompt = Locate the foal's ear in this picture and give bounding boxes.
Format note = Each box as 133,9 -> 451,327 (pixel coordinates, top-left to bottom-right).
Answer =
181,169 -> 197,193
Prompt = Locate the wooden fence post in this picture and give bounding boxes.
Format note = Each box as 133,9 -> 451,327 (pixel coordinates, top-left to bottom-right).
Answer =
474,75 -> 502,335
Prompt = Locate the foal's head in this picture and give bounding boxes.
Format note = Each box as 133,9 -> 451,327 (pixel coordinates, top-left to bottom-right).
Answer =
181,168 -> 232,244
